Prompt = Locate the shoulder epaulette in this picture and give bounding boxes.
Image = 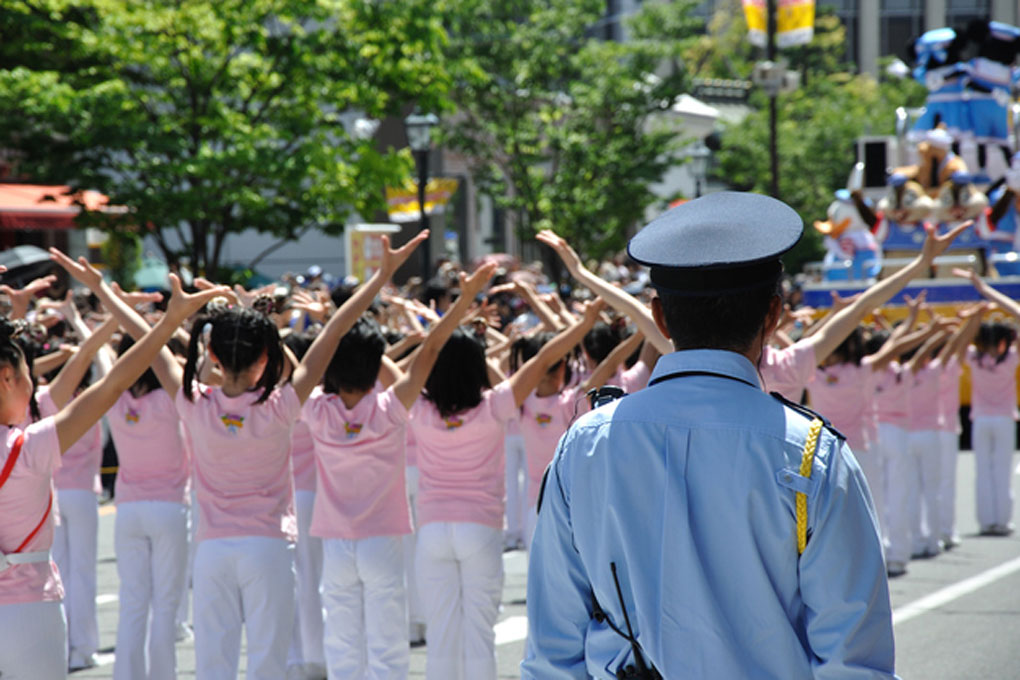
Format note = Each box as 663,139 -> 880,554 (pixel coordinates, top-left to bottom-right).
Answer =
768,390 -> 846,443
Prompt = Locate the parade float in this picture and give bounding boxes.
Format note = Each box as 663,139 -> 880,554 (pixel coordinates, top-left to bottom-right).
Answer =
802,20 -> 1020,312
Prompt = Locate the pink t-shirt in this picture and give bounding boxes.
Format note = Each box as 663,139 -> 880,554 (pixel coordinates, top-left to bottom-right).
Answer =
938,356 -> 963,433
907,359 -> 943,431
966,346 -> 1019,419
405,425 -> 418,468
175,383 -> 300,543
620,361 -> 652,394
38,388 -> 102,494
304,386 -> 411,540
291,419 -> 317,493
874,363 -> 910,428
0,418 -> 64,605
108,390 -> 189,505
520,386 -> 587,506
761,342 -> 817,399
808,363 -> 871,452
410,382 -> 517,530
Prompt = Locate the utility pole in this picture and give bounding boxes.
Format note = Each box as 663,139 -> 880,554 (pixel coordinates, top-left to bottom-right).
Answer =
767,0 -> 779,198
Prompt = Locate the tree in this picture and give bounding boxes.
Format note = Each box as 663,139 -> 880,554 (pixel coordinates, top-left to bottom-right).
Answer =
0,0 -> 450,276
693,2 -> 928,272
441,0 -> 702,260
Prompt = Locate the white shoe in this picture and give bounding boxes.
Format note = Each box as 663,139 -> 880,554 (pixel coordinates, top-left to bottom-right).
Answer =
176,621 -> 194,642
886,561 -> 907,578
69,652 -> 99,671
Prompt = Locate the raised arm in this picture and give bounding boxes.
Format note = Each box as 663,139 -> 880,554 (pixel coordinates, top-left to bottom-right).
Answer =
393,263 -> 497,410
580,329 -> 643,393
955,267 -> 1020,320
865,320 -> 945,373
46,316 -> 118,409
537,230 -> 672,356
905,325 -> 951,374
509,299 -> 605,407
939,302 -> 985,364
50,265 -> 232,454
291,231 -> 427,405
0,275 -> 57,320
490,280 -> 565,332
805,219 -> 968,364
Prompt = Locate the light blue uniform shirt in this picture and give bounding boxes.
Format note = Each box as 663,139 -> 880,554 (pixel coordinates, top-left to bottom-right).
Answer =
522,349 -> 897,679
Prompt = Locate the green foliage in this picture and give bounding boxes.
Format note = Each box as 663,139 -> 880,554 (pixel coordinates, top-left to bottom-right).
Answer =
100,230 -> 141,291
441,0 -> 702,260
698,1 -> 928,272
0,0 -> 451,275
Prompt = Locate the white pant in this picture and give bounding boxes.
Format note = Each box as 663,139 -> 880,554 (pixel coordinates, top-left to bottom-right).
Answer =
504,434 -> 528,543
52,488 -> 99,665
908,429 -> 942,554
972,416 -> 1016,528
0,600 -> 67,679
321,535 -> 407,679
113,501 -> 188,680
852,443 -> 885,540
176,486 -> 197,629
938,430 -> 960,540
417,522 -> 503,680
404,466 -> 424,628
881,424 -> 914,563
290,490 -> 325,669
193,537 -> 295,680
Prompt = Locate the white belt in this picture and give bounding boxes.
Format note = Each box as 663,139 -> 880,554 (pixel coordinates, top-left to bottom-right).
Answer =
0,550 -> 50,573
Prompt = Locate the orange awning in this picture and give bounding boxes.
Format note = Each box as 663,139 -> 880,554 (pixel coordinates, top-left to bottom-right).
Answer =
0,183 -> 116,230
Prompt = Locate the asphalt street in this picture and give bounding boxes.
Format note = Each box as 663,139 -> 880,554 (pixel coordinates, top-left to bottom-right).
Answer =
73,451 -> 1020,679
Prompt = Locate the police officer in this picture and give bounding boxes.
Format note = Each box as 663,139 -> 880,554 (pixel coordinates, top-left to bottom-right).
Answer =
522,192 -> 899,679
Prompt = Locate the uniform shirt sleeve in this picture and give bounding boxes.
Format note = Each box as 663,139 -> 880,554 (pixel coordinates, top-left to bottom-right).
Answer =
521,438 -> 593,680
799,434 -> 897,678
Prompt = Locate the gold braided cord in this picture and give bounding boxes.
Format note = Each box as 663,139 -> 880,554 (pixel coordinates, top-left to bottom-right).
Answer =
797,419 -> 824,555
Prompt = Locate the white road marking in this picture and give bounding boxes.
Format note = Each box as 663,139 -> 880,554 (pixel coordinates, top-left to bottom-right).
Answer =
495,615 -> 528,646
96,593 -> 119,606
892,555 -> 1020,626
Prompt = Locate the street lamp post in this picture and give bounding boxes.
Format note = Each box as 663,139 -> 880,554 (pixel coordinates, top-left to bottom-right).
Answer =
404,110 -> 439,280
688,141 -> 711,198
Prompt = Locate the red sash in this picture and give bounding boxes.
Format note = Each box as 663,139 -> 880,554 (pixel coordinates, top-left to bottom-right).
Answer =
0,434 -> 53,553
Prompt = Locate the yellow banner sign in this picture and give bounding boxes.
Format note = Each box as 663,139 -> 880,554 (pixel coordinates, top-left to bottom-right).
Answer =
385,178 -> 460,224
742,0 -> 815,49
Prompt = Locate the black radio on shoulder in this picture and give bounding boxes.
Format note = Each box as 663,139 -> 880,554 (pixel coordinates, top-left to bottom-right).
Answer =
587,385 -> 626,410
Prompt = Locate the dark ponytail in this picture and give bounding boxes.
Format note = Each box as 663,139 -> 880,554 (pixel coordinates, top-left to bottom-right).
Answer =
0,317 -> 40,422
182,304 -> 284,404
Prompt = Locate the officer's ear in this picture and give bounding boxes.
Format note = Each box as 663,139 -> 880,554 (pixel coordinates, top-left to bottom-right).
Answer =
763,294 -> 783,338
651,295 -> 672,341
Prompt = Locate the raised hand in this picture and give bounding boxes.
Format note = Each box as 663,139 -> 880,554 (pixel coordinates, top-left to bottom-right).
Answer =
111,282 -> 164,308
458,261 -> 498,302
380,230 -> 429,277
49,249 -> 103,290
581,297 -> 607,322
0,273 -> 58,319
536,229 -> 584,276
165,274 -> 235,322
921,221 -> 972,263
291,289 -> 328,323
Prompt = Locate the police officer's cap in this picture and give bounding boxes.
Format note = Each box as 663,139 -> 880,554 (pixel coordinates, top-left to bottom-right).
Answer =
627,192 -> 802,296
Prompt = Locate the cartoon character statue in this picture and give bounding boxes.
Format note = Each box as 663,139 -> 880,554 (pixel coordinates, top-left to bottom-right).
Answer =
980,155 -> 1020,274
862,174 -> 936,250
814,189 -> 882,281
895,126 -> 969,196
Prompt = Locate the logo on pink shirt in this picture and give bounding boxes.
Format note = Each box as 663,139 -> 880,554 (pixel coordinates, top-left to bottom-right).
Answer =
536,413 -> 553,427
444,417 -> 463,430
125,408 -> 140,424
220,414 -> 245,433
343,422 -> 362,438
825,373 -> 839,385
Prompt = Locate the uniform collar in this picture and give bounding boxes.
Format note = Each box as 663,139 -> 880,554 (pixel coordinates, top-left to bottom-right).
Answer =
649,349 -> 762,390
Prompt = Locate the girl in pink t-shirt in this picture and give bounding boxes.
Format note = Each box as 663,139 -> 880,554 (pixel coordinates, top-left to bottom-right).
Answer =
966,323 -> 1019,535
0,254 -> 231,680
412,300 -> 604,680
105,326 -> 191,680
511,323 -> 641,550
307,264 -> 494,679
174,233 -> 426,680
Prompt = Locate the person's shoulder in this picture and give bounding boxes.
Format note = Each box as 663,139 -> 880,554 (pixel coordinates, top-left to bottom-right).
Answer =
769,390 -> 846,451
